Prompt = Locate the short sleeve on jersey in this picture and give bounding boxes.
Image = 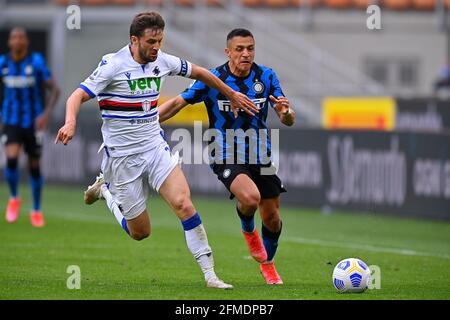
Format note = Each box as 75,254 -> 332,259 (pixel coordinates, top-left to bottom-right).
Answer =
268,69 -> 285,108
80,56 -> 117,98
181,79 -> 209,104
162,52 -> 192,78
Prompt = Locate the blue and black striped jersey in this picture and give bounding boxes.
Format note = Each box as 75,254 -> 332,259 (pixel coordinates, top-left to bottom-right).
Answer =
181,62 -> 284,165
0,52 -> 51,128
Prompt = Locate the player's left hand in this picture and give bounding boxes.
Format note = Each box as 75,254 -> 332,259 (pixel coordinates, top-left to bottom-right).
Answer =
34,114 -> 49,131
270,95 -> 290,115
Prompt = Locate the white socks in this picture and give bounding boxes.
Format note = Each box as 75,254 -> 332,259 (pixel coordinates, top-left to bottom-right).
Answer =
182,214 -> 217,281
101,184 -> 129,234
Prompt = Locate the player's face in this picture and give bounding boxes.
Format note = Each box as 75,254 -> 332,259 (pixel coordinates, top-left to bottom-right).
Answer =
225,36 -> 255,76
134,28 -> 164,64
8,29 -> 29,54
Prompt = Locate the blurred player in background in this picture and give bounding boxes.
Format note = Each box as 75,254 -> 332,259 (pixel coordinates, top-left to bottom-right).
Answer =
1,27 -> 60,227
159,28 -> 296,285
55,12 -> 258,289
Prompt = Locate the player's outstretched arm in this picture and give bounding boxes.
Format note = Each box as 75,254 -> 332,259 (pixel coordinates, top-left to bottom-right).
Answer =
35,78 -> 60,131
158,95 -> 189,123
270,95 -> 296,127
190,64 -> 258,118
54,88 -> 91,145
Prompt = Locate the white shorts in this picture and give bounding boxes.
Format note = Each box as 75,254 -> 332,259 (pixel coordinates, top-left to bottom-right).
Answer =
101,142 -> 178,220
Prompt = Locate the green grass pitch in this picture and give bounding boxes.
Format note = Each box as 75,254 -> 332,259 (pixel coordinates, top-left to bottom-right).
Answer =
1,184 -> 449,300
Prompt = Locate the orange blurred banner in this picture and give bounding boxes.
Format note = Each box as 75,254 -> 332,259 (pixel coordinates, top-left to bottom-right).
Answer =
322,97 -> 396,130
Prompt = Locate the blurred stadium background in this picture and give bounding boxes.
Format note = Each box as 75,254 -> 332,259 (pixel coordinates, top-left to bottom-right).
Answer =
0,0 -> 450,299
1,0 -> 449,219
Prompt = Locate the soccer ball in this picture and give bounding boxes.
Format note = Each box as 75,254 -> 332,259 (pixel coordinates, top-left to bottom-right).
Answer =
332,258 -> 371,293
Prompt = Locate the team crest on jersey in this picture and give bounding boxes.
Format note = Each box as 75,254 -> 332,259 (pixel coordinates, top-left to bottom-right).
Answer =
223,169 -> 231,179
25,65 -> 33,75
142,100 -> 152,113
153,66 -> 160,76
253,80 -> 264,94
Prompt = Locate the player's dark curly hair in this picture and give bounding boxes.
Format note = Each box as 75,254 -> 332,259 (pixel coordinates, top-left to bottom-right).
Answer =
226,28 -> 254,43
130,12 -> 165,38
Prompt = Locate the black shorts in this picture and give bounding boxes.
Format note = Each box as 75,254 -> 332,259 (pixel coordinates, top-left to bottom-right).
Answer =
1,125 -> 42,158
211,163 -> 287,200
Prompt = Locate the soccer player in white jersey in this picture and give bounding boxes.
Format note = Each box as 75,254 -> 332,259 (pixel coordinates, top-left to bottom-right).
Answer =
55,12 -> 258,289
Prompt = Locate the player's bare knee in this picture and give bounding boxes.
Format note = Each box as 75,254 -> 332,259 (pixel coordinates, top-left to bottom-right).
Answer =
263,214 -> 281,232
131,230 -> 150,241
132,235 -> 145,241
129,222 -> 151,241
28,157 -> 40,169
173,195 -> 195,216
240,192 -> 260,210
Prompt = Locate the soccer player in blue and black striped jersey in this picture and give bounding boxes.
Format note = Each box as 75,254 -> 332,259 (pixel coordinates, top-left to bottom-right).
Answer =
1,28 -> 60,227
159,28 -> 296,285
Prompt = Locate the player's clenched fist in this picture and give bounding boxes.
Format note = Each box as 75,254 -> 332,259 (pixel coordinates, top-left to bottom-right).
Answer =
54,121 -> 76,145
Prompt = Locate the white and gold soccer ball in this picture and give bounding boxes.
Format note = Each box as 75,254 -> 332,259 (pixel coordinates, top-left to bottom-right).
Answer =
332,258 -> 371,293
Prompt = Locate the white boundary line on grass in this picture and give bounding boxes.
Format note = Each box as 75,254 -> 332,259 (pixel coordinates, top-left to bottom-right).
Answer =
285,237 -> 450,260
38,211 -> 450,261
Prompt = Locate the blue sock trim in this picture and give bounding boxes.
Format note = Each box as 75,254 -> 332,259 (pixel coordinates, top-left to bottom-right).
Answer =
121,218 -> 130,235
236,207 -> 255,233
241,217 -> 255,233
263,237 -> 279,262
5,167 -> 19,198
262,222 -> 282,262
181,212 -> 202,231
30,175 -> 43,211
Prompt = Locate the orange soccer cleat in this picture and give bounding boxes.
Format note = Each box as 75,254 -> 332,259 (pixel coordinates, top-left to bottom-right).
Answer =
30,210 -> 45,228
5,197 -> 21,223
260,261 -> 283,285
242,229 -> 268,263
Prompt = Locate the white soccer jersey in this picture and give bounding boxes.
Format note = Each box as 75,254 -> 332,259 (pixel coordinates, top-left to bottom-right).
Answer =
80,45 -> 192,157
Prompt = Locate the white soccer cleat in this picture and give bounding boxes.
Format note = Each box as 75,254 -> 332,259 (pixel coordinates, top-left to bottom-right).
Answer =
84,173 -> 105,205
206,277 -> 234,290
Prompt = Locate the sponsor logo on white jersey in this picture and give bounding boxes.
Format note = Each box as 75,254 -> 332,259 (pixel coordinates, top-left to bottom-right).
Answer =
80,46 -> 192,157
